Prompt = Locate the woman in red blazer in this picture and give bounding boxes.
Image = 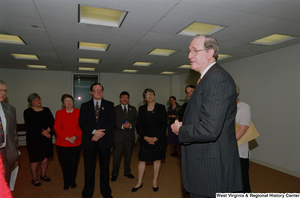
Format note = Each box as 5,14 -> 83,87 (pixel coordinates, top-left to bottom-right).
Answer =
54,94 -> 82,190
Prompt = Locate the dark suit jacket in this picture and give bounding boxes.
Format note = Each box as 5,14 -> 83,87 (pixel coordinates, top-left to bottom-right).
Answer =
179,64 -> 242,196
114,104 -> 137,143
1,103 -> 19,165
79,99 -> 116,150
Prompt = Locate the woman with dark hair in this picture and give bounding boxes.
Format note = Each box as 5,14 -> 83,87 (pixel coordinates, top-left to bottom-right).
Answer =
167,96 -> 181,156
24,93 -> 54,186
132,88 -> 167,193
54,94 -> 82,190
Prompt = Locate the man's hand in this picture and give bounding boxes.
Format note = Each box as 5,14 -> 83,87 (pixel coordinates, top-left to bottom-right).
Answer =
94,129 -> 106,138
171,120 -> 182,135
123,122 -> 131,129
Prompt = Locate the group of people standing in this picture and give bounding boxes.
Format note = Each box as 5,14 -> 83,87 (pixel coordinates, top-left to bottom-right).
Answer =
0,34 -> 254,198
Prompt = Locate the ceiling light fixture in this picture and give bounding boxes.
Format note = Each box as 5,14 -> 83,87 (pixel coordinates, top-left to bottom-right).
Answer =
26,65 -> 47,69
218,54 -> 232,60
78,58 -> 100,64
161,71 -> 175,74
79,42 -> 109,51
251,34 -> 297,45
10,53 -> 39,60
178,65 -> 191,69
79,5 -> 127,27
0,34 -> 25,45
78,67 -> 96,71
132,62 -> 153,66
178,22 -> 225,36
148,49 -> 177,56
123,69 -> 138,73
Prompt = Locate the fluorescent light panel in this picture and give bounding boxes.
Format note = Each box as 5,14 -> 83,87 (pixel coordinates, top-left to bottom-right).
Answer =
10,53 -> 39,60
161,71 -> 175,74
178,65 -> 191,69
123,69 -> 138,73
148,49 -> 177,56
132,62 -> 152,66
78,58 -> 100,64
79,42 -> 109,51
251,34 -> 296,45
79,5 -> 127,27
0,34 -> 25,45
26,65 -> 47,69
78,67 -> 96,71
178,22 -> 225,36
218,54 -> 232,60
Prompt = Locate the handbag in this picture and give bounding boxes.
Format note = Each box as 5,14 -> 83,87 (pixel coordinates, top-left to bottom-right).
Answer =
236,121 -> 260,146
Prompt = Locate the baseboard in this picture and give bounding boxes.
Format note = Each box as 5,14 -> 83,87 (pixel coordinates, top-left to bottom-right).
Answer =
250,158 -> 300,178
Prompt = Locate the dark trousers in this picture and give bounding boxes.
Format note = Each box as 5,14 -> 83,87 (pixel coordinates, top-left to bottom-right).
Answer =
112,140 -> 133,176
240,158 -> 251,193
57,145 -> 81,187
82,146 -> 111,198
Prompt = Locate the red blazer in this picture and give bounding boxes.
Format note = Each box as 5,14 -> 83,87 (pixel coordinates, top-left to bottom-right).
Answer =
54,108 -> 82,147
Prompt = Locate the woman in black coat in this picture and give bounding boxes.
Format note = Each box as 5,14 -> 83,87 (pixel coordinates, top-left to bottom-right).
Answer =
131,88 -> 167,193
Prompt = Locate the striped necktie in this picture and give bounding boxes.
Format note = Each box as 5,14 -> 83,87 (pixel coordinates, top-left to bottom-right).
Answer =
95,102 -> 100,122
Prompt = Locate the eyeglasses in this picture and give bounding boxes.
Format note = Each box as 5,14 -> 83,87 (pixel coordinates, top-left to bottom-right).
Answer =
0,89 -> 8,94
93,89 -> 103,93
186,49 -> 206,56
145,93 -> 154,97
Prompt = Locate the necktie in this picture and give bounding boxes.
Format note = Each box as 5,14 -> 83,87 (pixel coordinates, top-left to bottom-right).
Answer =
95,102 -> 100,122
0,116 -> 4,146
197,77 -> 201,85
124,106 -> 128,119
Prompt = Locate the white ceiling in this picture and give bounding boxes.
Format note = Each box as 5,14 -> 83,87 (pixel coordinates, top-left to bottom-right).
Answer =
0,0 -> 300,75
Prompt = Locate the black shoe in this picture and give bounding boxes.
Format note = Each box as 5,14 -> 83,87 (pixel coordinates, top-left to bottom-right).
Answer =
124,174 -> 135,179
153,186 -> 159,192
103,195 -> 113,198
171,152 -> 178,156
71,183 -> 77,189
131,183 -> 143,192
40,175 -> 51,182
111,176 -> 117,182
63,185 -> 69,190
31,179 -> 41,186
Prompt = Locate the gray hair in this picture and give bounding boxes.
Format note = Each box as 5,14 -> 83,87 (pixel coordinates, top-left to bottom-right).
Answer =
27,93 -> 41,106
195,35 -> 220,61
0,80 -> 6,86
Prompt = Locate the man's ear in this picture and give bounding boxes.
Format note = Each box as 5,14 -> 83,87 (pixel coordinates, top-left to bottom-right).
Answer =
207,49 -> 215,60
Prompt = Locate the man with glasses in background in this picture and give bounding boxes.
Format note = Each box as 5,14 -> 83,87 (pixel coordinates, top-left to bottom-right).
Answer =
79,83 -> 116,198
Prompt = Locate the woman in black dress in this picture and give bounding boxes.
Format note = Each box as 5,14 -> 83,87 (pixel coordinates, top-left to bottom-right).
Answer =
132,88 -> 167,192
24,93 -> 54,186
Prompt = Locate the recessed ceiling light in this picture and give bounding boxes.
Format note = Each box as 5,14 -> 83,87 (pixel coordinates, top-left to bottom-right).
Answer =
123,69 -> 138,73
0,34 -> 25,45
78,67 -> 96,71
79,5 -> 127,27
178,65 -> 191,69
161,71 -> 175,74
10,53 -> 39,60
178,22 -> 225,36
251,34 -> 297,45
79,42 -> 109,51
26,65 -> 47,69
148,49 -> 177,56
132,62 -> 153,66
218,54 -> 232,60
78,58 -> 100,64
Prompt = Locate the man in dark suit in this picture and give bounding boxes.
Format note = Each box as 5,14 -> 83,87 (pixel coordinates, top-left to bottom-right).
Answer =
111,91 -> 137,182
179,85 -> 195,121
0,80 -> 19,186
172,35 -> 242,197
79,83 -> 116,198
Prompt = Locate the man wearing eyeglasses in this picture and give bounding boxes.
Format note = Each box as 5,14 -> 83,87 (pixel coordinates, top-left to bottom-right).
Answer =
0,80 -> 19,187
171,35 -> 242,197
79,83 -> 116,198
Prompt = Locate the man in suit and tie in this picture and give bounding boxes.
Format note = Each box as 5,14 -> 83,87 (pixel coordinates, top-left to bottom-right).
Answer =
0,80 -> 19,186
171,35 -> 242,197
179,85 -> 195,121
111,91 -> 137,182
79,83 -> 116,198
